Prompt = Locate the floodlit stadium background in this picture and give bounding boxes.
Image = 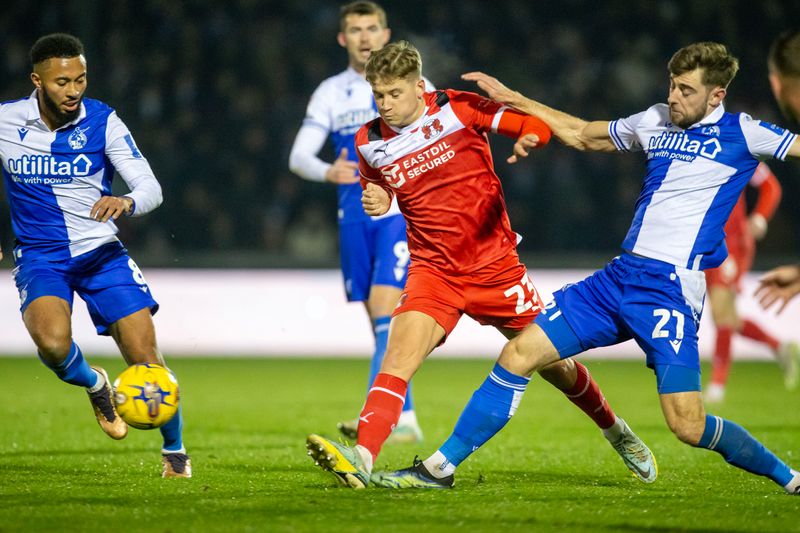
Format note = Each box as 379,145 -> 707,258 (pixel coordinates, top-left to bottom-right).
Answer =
1,1 -> 799,356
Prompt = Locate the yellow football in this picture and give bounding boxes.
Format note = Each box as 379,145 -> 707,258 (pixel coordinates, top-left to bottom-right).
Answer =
113,363 -> 179,429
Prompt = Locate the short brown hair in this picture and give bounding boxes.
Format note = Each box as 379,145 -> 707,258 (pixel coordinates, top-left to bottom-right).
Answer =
768,30 -> 800,77
339,1 -> 387,32
668,42 -> 740,88
365,40 -> 422,84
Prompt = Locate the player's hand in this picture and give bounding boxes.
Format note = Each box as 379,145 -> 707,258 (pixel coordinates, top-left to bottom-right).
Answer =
747,214 -> 768,241
90,195 -> 134,223
508,133 -> 541,164
325,148 -> 360,184
461,71 -> 524,109
362,182 -> 391,216
754,264 -> 800,314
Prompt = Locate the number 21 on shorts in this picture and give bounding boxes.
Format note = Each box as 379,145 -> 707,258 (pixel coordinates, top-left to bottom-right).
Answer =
652,308 -> 685,354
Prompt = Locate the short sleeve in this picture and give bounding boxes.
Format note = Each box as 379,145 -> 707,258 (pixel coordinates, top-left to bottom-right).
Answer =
739,114 -> 797,161
608,109 -> 648,152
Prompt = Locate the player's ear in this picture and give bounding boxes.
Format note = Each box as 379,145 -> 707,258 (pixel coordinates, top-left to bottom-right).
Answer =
709,86 -> 726,107
30,71 -> 41,89
416,78 -> 425,99
381,28 -> 391,46
337,32 -> 347,48
768,72 -> 782,101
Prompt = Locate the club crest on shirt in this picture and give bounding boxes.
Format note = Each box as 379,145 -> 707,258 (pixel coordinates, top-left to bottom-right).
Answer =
701,125 -> 720,137
421,118 -> 443,140
68,126 -> 90,150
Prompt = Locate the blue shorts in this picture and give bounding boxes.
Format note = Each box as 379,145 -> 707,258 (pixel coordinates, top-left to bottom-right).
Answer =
339,214 -> 409,302
534,253 -> 705,393
13,241 -> 159,335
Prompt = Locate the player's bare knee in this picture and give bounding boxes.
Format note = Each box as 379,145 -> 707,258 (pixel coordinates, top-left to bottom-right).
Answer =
30,330 -> 72,362
538,358 -> 576,388
499,336 -> 538,376
667,417 -> 704,446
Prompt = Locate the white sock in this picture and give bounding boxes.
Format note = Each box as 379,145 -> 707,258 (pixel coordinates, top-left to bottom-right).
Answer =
602,416 -> 626,442
784,469 -> 800,494
423,450 -> 456,478
398,409 -> 418,427
162,447 -> 186,455
86,369 -> 106,393
355,444 -> 374,473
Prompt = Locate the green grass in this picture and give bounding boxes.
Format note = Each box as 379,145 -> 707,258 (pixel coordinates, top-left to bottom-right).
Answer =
0,357 -> 798,532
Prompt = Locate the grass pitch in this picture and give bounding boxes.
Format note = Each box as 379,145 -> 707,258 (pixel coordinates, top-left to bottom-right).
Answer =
0,356 -> 798,532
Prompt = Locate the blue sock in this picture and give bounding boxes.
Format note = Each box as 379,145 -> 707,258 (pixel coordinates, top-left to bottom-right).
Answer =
698,414 -> 793,486
39,342 -> 98,388
368,315 -> 414,412
439,363 -> 529,466
160,405 -> 184,453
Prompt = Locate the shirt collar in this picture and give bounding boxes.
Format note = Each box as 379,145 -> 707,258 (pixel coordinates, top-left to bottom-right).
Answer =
688,103 -> 725,129
25,89 -> 87,131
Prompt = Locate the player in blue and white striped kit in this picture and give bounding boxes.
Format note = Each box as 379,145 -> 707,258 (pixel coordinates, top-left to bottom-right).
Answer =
373,42 -> 800,492
289,2 -> 432,443
0,34 -> 190,478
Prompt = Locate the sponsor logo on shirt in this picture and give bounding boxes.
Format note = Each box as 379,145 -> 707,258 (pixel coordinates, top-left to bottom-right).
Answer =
646,131 -> 721,162
379,140 -> 455,188
757,121 -> 786,135
7,154 -> 93,184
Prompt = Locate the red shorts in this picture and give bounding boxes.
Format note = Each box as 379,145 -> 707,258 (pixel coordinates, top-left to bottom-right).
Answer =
393,253 -> 544,342
705,241 -> 754,291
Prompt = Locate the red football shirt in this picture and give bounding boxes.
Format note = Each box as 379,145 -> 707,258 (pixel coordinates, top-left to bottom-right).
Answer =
356,89 -> 549,274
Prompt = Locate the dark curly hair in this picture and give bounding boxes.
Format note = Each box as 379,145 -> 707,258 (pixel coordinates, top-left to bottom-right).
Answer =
30,33 -> 85,65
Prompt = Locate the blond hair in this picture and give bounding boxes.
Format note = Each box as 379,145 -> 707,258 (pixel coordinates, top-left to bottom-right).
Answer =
339,1 -> 387,32
365,40 -> 421,84
668,42 -> 739,88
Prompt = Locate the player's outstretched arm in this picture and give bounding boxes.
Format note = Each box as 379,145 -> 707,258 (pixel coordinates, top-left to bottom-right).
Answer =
462,71 -> 616,152
786,136 -> 800,159
755,264 -> 800,313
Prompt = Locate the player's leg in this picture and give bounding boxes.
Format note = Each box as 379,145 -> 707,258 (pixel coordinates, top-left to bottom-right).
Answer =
308,265 -> 457,488
379,259 -> 655,487
659,387 -> 799,494
108,308 -> 190,478
736,316 -> 798,389
337,218 -> 419,441
79,243 -> 187,477
705,284 -> 740,402
630,256 -> 798,493
16,258 -> 125,439
308,310 -> 445,488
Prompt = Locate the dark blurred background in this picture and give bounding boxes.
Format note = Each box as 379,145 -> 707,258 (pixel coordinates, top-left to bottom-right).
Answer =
1,0 -> 798,268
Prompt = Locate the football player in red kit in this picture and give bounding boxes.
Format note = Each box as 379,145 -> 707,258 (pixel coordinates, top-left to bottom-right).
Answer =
305,40 -> 657,489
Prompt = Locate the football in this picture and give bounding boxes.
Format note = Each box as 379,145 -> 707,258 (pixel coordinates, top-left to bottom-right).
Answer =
113,363 -> 180,429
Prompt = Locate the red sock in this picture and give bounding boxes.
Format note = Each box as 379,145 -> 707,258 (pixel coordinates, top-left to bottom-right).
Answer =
561,362 -> 616,430
356,373 -> 407,461
711,327 -> 732,385
740,319 -> 780,351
